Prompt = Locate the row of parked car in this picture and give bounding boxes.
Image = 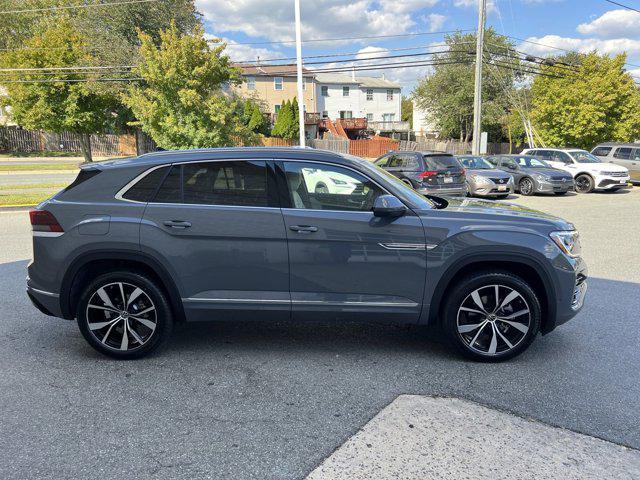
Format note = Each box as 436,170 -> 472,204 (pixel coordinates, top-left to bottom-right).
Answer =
373,144 -> 636,198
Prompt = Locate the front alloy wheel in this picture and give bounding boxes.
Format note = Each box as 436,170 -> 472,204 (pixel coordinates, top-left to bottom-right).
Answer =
519,177 -> 534,196
575,174 -> 594,193
77,272 -> 173,359
444,272 -> 541,361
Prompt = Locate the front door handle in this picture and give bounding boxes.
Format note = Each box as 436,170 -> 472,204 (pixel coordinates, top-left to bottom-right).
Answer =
289,225 -> 318,233
163,220 -> 192,229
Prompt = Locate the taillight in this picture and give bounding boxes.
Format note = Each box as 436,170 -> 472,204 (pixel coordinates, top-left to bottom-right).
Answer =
418,171 -> 438,178
29,210 -> 64,233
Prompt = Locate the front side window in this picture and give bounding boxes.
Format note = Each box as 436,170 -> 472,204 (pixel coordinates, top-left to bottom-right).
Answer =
512,156 -> 549,168
153,161 -> 268,207
246,76 -> 256,90
501,158 -> 519,170
274,77 -> 283,91
343,86 -> 350,97
321,86 -> 328,96
387,89 -> 394,101
550,151 -> 573,164
366,89 -> 373,101
592,146 -> 612,157
284,162 -> 384,212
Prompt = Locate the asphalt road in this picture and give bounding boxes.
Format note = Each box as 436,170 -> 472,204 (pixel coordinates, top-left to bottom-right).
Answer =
0,172 -> 77,187
0,189 -> 639,480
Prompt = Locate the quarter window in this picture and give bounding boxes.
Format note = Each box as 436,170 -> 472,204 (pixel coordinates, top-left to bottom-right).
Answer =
122,166 -> 169,202
152,161 -> 268,207
274,77 -> 283,91
283,162 -> 384,212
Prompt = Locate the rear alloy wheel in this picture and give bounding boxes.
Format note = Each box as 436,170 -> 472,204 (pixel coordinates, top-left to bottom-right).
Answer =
575,174 -> 594,193
77,272 -> 173,359
519,177 -> 534,196
443,272 -> 541,361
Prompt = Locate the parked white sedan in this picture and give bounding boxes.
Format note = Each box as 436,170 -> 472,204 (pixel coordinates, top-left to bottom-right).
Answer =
300,167 -> 361,194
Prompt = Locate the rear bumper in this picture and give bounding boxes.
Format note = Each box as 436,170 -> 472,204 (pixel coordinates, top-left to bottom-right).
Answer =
26,277 -> 63,318
417,185 -> 467,196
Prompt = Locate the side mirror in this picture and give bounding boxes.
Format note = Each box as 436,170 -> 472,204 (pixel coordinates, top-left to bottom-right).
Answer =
373,195 -> 407,218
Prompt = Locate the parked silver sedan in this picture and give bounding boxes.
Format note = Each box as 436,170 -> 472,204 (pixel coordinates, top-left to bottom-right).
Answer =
457,155 -> 514,198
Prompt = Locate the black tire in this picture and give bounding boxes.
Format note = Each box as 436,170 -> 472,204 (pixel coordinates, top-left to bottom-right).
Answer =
519,177 -> 535,196
442,271 -> 541,362
554,191 -> 567,196
575,174 -> 594,193
76,271 -> 173,359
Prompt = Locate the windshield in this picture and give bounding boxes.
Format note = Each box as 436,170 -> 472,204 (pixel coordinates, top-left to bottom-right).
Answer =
570,150 -> 601,163
458,156 -> 493,170
346,154 -> 435,209
511,156 -> 550,168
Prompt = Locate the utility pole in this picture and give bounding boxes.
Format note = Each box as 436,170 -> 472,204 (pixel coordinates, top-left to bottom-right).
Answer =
294,0 -> 306,147
471,0 -> 487,155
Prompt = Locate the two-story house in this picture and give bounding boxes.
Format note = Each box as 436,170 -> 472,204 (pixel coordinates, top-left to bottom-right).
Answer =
314,73 -> 406,134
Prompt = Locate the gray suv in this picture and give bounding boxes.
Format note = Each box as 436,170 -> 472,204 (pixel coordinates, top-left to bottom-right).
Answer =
27,148 -> 588,361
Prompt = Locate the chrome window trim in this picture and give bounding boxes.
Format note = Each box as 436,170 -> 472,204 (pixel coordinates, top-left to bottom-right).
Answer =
114,164 -> 169,203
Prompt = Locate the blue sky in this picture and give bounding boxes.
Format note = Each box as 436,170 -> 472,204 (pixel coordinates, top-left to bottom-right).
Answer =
194,0 -> 640,92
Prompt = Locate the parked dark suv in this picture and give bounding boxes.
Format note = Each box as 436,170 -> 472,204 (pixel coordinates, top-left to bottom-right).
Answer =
374,151 -> 466,196
27,148 -> 587,361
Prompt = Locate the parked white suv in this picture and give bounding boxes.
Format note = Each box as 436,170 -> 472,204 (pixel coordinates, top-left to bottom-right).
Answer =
522,148 -> 630,193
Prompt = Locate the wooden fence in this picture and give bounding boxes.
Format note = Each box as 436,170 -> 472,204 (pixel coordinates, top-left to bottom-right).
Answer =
308,137 -> 349,154
0,127 -> 158,157
349,138 -> 399,158
400,138 -> 519,155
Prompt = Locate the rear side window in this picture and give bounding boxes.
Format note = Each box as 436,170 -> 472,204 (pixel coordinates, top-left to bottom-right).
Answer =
592,146 -> 612,157
401,154 -> 420,170
152,161 -> 268,207
424,155 -> 460,170
613,147 -> 632,159
122,166 -> 169,202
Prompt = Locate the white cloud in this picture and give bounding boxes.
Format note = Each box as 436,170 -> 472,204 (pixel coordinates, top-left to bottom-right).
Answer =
425,13 -> 446,32
626,68 -> 640,80
577,9 -> 640,39
205,34 -> 280,62
453,0 -> 496,13
519,35 -> 640,59
195,0 -> 418,44
379,0 -> 439,13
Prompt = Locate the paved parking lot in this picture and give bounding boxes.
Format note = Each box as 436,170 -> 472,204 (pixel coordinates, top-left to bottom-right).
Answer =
0,188 -> 638,479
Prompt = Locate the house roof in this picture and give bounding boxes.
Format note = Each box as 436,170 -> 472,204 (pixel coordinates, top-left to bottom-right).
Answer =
237,64 -> 314,77
315,73 -> 400,89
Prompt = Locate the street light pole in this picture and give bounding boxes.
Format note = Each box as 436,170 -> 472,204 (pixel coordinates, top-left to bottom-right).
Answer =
472,0 -> 487,155
294,0 -> 306,147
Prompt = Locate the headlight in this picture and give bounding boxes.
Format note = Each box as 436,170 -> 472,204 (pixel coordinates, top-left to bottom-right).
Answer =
533,173 -> 550,182
550,230 -> 581,258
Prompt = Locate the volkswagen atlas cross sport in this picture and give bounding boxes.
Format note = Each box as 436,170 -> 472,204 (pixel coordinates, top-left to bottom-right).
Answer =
27,148 -> 588,362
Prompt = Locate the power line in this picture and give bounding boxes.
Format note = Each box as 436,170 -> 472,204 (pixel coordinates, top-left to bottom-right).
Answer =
0,0 -> 160,15
0,77 -> 142,83
210,29 -> 474,46
0,65 -> 135,73
603,0 -> 640,13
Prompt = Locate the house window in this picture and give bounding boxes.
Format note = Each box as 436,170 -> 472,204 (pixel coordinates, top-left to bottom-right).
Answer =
246,76 -> 255,90
383,113 -> 395,122
366,113 -> 374,121
274,77 -> 283,91
339,111 -> 353,119
387,89 -> 394,101
302,77 -> 306,91
366,89 -> 373,101
322,111 -> 328,118
275,104 -> 281,114
321,86 -> 328,96
343,86 -> 349,97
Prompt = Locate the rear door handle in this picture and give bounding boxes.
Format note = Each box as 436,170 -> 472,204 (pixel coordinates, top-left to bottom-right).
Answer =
163,220 -> 192,229
289,225 -> 318,233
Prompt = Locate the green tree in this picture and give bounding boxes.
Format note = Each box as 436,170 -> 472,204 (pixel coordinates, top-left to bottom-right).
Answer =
286,97 -> 301,139
0,20 -> 120,161
531,52 -> 640,148
412,29 -> 519,142
124,23 -> 256,149
401,96 -> 413,129
248,104 -> 268,135
272,100 -> 294,138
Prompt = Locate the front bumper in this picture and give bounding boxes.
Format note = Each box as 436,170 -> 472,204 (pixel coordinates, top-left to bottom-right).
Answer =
596,177 -> 631,189
536,180 -> 574,193
469,183 -> 514,197
548,256 -> 588,332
